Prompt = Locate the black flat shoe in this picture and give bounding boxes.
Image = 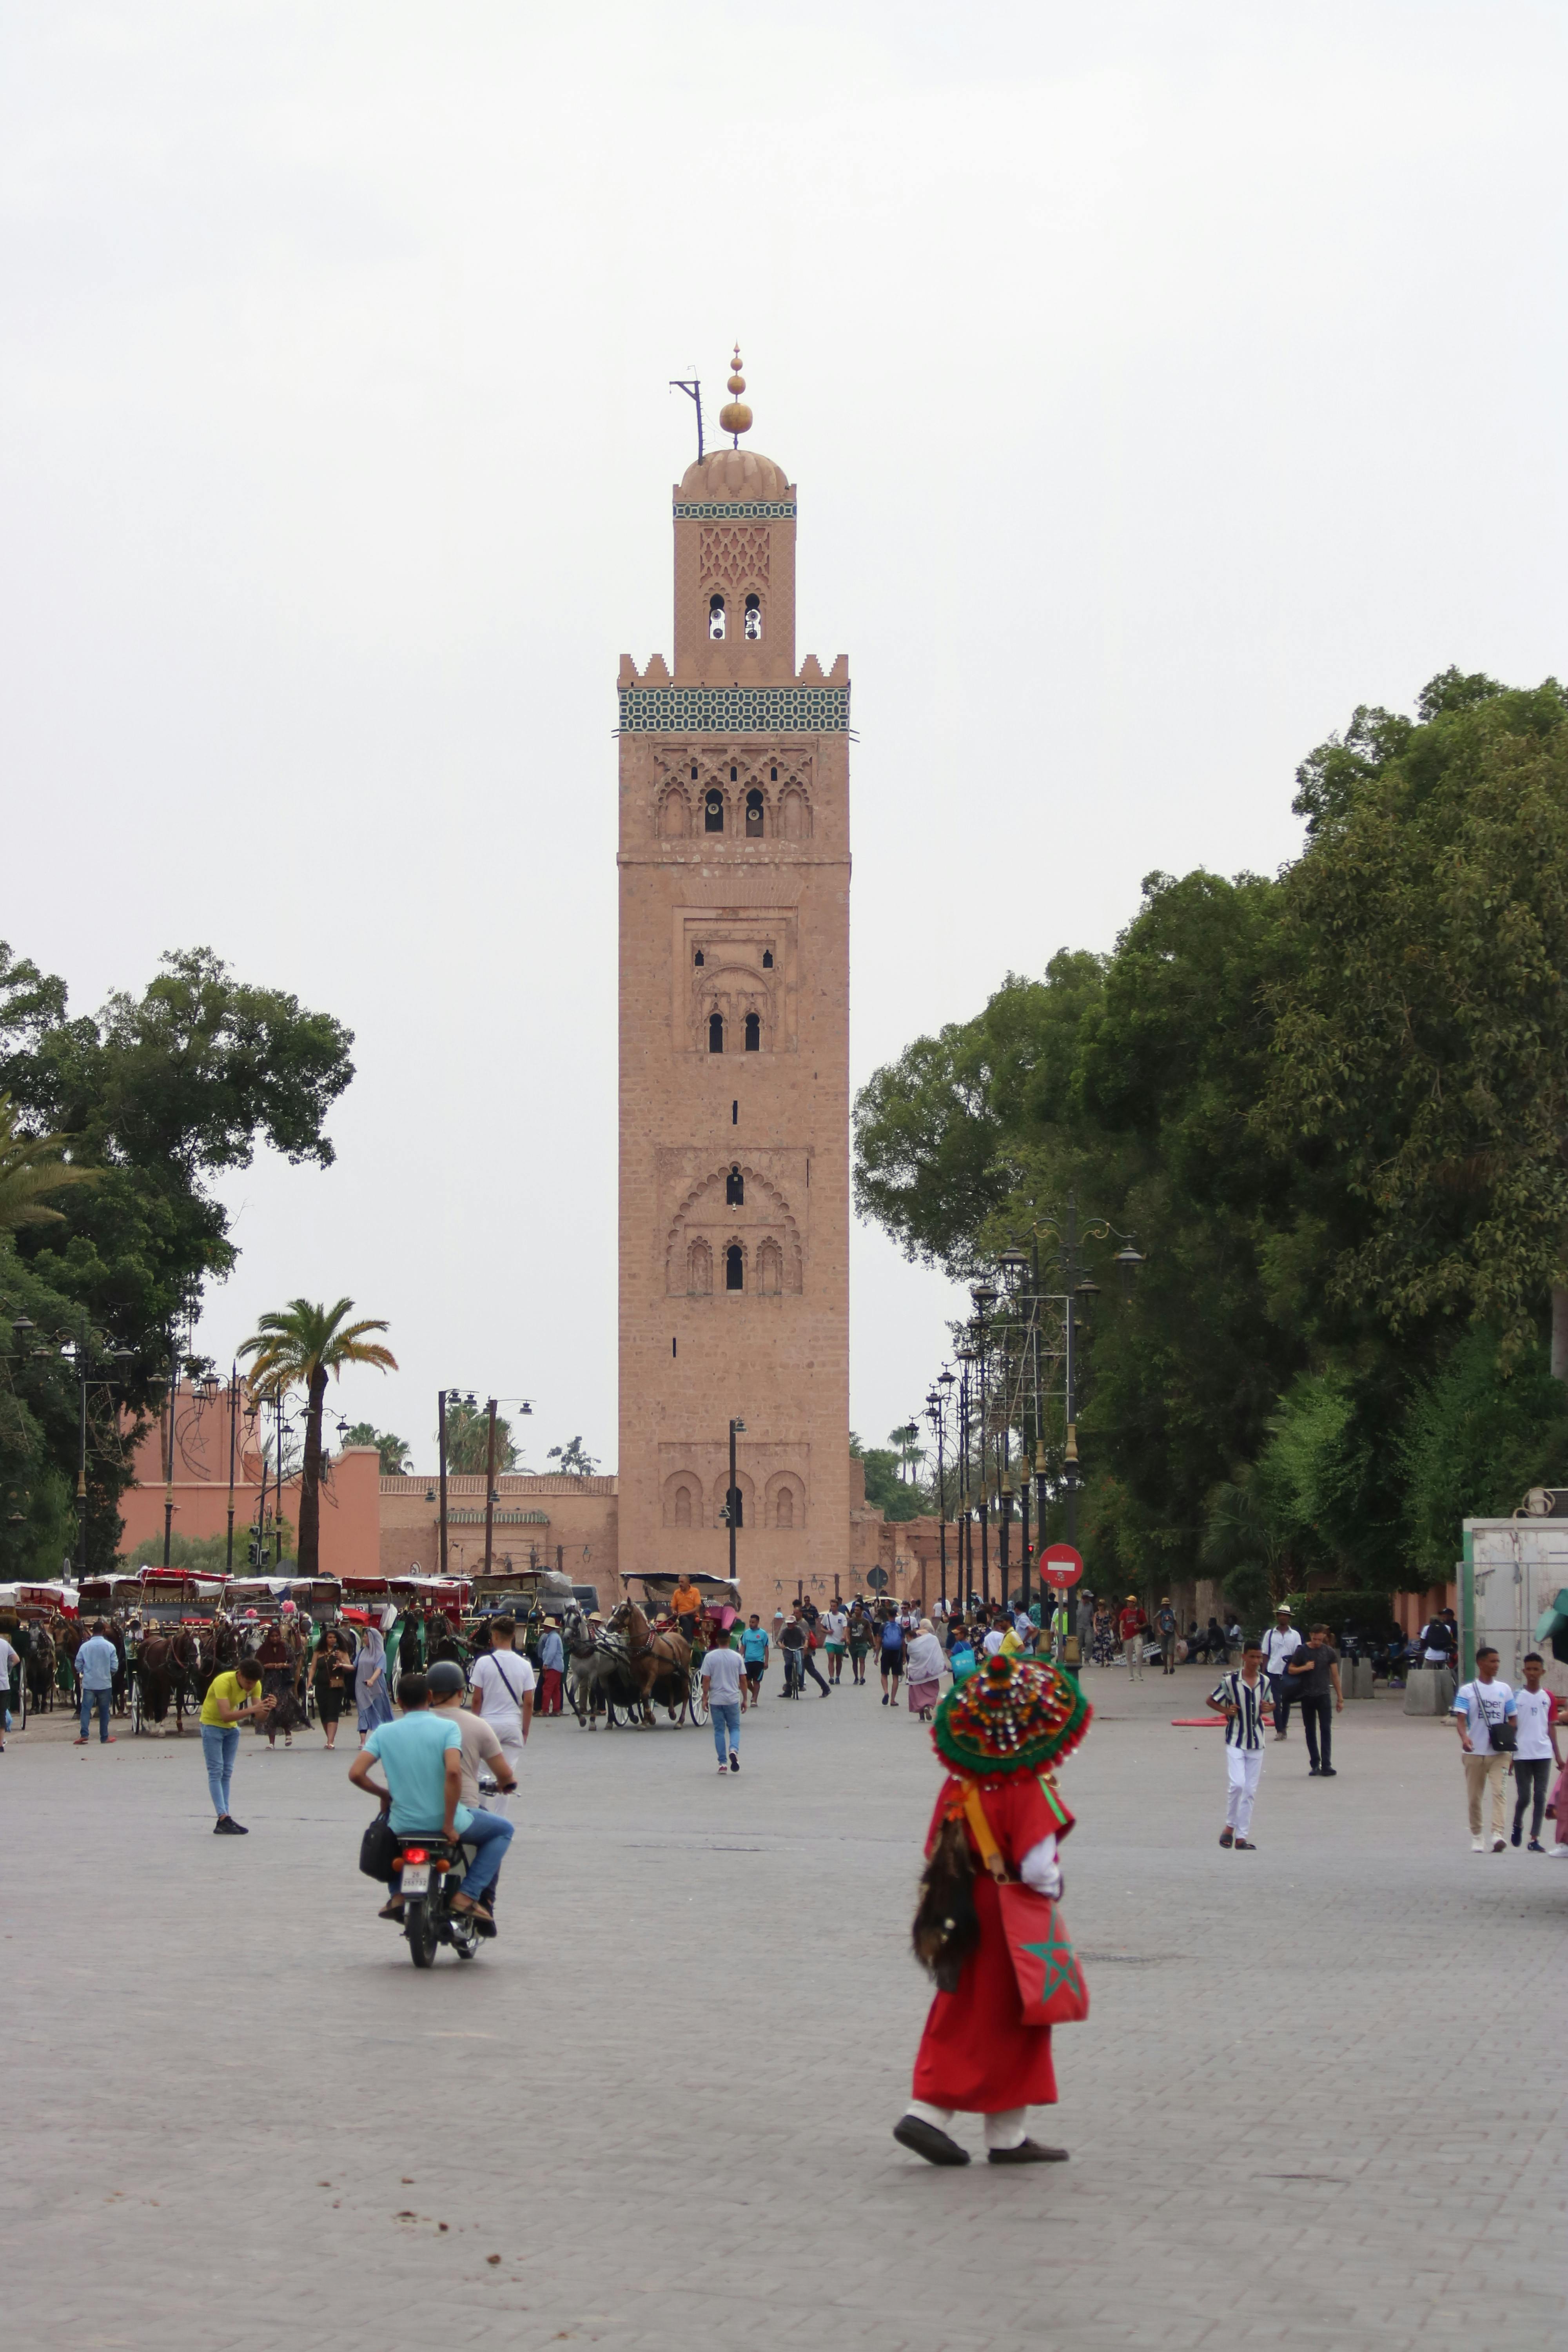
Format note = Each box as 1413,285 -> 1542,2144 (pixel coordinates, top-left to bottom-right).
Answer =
988,2139 -> 1069,2164
893,2115 -> 969,2166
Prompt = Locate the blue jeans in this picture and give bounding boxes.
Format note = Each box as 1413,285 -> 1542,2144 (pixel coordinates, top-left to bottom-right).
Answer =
394,1812 -> 513,1903
80,1687 -> 113,1741
711,1700 -> 740,1762
202,1724 -> 240,1815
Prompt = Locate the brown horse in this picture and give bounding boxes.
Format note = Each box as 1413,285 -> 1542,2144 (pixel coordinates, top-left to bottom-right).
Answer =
136,1626 -> 201,1734
607,1599 -> 693,1723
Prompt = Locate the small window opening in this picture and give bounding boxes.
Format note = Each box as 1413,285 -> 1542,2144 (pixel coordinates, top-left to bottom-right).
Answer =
690,762 -> 697,780
708,1011 -> 724,1053
694,949 -> 704,967
730,764 -> 737,782
744,593 -> 762,640
704,790 -> 724,833
726,1165 -> 744,1206
708,595 -> 726,641
770,765 -> 778,782
671,1337 -> 677,1357
761,949 -> 773,969
744,1011 -> 761,1052
731,1099 -> 739,1125
725,1245 -> 744,1292
745,789 -> 764,838
726,1484 -> 744,1528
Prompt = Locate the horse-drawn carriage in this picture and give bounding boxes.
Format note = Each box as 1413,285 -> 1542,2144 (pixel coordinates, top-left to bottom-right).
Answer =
127,1570 -> 225,1734
0,1582 -> 82,1720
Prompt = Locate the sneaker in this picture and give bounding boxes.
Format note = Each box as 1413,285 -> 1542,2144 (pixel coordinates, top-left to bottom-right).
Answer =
214,1816 -> 248,1835
1319,1766 -> 1336,1777
1492,1837 -> 1506,1852
1551,1845 -> 1568,1857
1510,1826 -> 1522,1847
1471,1835 -> 1486,1851
717,1762 -> 728,1774
1528,1838 -> 1544,1852
1308,1764 -> 1320,1775
729,1753 -> 740,1772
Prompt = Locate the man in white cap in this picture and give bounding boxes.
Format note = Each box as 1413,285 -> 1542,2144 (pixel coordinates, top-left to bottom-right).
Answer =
1261,1604 -> 1302,1740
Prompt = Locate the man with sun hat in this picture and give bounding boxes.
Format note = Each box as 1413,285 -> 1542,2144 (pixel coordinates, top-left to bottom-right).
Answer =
894,1651 -> 1093,2167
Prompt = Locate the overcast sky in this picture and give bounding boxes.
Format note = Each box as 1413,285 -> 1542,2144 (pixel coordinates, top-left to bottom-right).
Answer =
4,1 -> 1565,1476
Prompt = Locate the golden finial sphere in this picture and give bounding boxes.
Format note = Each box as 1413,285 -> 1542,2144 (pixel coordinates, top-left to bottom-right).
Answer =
728,371 -> 746,395
718,400 -> 753,436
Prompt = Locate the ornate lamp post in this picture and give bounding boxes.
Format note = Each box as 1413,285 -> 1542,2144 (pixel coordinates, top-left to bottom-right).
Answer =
971,1283 -> 997,1606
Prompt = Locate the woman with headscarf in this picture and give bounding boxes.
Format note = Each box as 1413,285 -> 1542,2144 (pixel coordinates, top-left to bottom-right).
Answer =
313,1630 -> 353,1751
354,1626 -> 394,1744
905,1619 -> 947,1722
895,1651 -> 1093,2167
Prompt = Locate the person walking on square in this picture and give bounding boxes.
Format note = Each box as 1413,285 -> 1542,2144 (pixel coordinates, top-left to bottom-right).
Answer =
535,1620 -> 565,1718
879,1608 -> 907,1706
73,1620 -> 119,1746
312,1631 -> 352,1751
354,1626 -> 394,1744
1453,1648 -> 1517,1852
1509,1652 -> 1561,1851
797,1607 -> 831,1697
0,1624 -> 19,1747
822,1602 -> 848,1683
894,1653 -> 1092,2167
1262,1605 -> 1302,1739
906,1618 -> 946,1722
1285,1622 -> 1343,1776
467,1615 -> 534,1805
1154,1597 -> 1178,1677
1212,1639 -> 1270,1848
739,1613 -> 769,1709
701,1631 -> 745,1771
1118,1595 -> 1147,1680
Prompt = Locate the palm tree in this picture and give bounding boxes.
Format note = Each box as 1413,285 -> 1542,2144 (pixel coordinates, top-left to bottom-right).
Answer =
0,1093 -> 98,1234
239,1299 -> 397,1577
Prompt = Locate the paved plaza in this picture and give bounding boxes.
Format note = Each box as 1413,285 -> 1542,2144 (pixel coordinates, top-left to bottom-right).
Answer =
3,1666 -> 1564,2351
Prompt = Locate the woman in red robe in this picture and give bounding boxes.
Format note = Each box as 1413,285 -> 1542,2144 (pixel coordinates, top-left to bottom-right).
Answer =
895,1652 -> 1091,2167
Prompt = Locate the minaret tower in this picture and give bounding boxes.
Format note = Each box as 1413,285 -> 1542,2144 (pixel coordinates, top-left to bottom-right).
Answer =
617,354 -> 851,1605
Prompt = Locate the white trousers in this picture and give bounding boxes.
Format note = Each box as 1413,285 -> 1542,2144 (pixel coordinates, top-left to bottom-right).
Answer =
486,1726 -> 524,1818
1225,1745 -> 1263,1833
1123,1637 -> 1143,1679
907,2099 -> 1027,2150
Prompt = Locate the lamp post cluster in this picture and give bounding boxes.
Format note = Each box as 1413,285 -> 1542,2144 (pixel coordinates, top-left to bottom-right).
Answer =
437,1388 -> 534,1580
918,1195 -> 1144,1619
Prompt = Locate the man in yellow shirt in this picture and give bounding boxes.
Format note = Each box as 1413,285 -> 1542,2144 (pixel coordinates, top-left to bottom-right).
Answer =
200,1660 -> 272,1836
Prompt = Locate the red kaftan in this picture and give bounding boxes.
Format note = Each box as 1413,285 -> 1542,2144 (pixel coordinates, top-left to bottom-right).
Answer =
911,1770 -> 1073,2114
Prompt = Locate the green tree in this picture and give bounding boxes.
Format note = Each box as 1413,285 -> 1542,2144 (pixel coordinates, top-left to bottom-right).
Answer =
1399,1329 -> 1568,1584
0,941 -> 354,1566
850,1432 -> 927,1522
239,1299 -> 396,1577
441,1399 -> 523,1475
1266,672 -> 1568,1362
546,1435 -> 599,1479
342,1423 -> 412,1475
0,1094 -> 98,1233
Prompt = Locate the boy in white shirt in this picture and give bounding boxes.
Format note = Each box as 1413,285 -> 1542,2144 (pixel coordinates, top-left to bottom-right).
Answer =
1510,1651 -> 1562,1853
1452,1647 -> 1517,1852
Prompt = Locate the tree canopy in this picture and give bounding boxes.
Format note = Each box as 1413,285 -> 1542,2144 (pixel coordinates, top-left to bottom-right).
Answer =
0,944 -> 354,1575
853,671 -> 1568,1611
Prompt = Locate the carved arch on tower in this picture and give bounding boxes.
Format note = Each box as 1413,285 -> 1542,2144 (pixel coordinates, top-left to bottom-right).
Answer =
662,1471 -> 704,1530
690,963 -> 776,1054
778,783 -> 813,841
765,1470 -> 807,1531
657,785 -> 691,838
663,1164 -> 804,1298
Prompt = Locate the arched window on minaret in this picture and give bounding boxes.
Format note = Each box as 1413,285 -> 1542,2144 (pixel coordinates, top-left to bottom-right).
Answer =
704,789 -> 725,834
761,949 -> 773,969
725,1243 -> 744,1292
708,1011 -> 725,1054
708,594 -> 726,641
744,593 -> 762,641
744,1011 -> 760,1053
745,789 -> 764,838
726,1165 -> 744,1206
693,949 -> 704,967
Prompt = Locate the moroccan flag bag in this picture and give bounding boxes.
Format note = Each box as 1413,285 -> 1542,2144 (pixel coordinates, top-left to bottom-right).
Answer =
962,1783 -> 1089,2028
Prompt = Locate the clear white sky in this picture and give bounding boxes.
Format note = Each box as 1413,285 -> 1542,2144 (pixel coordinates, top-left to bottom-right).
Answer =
3,1 -> 1565,1475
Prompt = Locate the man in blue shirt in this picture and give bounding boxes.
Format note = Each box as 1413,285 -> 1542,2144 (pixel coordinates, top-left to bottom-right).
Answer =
74,1621 -> 120,1746
739,1613 -> 770,1710
348,1673 -> 513,1929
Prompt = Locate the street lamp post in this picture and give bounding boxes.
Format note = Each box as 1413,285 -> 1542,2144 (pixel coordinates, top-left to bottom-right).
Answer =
437,1388 -> 450,1579
971,1287 -> 996,1606
483,1397 -> 499,1578
726,1417 -> 746,1583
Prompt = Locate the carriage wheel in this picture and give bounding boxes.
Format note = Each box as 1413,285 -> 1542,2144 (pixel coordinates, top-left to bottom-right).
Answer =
15,1678 -> 25,1732
688,1672 -> 709,1727
131,1679 -> 144,1736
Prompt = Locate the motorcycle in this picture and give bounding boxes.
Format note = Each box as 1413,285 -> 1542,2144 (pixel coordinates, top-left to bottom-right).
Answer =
393,1833 -> 483,1967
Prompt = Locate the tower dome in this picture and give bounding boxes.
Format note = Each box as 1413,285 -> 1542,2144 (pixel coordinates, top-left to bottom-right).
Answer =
677,445 -> 792,504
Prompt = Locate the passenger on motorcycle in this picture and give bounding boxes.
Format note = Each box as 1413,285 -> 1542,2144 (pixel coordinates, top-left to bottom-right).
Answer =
347,1671 -> 514,1934
427,1661 -> 517,1906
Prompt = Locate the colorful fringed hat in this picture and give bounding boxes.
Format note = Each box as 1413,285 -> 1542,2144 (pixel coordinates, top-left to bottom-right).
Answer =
933,1653 -> 1092,1778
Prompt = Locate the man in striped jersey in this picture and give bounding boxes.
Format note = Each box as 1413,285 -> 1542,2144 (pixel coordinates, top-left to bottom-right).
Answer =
1212,1640 -> 1270,1849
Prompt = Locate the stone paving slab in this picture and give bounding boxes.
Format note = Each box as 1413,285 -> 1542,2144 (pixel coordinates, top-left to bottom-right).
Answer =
1,1668 -> 1563,2349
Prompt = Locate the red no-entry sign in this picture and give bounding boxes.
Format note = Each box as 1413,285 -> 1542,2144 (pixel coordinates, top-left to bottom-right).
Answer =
1040,1544 -> 1084,1591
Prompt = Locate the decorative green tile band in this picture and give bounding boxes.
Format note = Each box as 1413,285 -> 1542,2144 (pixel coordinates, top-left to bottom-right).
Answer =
619,685 -> 849,734
672,501 -> 796,520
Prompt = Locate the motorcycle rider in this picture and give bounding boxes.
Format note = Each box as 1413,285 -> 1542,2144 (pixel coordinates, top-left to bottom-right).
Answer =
347,1670 -> 514,1935
427,1661 -> 517,1909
